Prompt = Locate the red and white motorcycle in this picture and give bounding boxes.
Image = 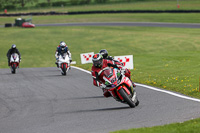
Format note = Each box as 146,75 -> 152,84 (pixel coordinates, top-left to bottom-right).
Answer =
10,53 -> 20,74
57,53 -> 70,75
100,67 -> 139,108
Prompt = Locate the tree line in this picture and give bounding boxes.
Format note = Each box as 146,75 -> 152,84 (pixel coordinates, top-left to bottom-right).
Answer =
0,0 -> 136,9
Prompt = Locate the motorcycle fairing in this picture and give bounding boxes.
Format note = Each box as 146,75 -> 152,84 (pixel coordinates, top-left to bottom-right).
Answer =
10,53 -> 19,67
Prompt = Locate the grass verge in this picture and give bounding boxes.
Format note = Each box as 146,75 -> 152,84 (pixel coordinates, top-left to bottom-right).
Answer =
111,117 -> 200,133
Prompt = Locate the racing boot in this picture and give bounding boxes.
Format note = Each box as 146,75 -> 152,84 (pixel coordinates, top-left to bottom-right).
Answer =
129,78 -> 136,88
55,62 -> 59,68
102,88 -> 111,97
132,82 -> 136,88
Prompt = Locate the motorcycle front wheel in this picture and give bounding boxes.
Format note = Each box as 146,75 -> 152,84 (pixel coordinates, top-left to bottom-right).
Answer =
118,88 -> 135,108
61,64 -> 66,75
11,64 -> 16,74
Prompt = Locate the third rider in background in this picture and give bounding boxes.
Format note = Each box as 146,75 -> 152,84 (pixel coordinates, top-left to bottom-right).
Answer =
7,44 -> 21,67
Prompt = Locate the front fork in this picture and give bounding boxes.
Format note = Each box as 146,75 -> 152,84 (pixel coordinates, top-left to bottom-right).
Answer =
116,85 -> 135,101
10,62 -> 18,67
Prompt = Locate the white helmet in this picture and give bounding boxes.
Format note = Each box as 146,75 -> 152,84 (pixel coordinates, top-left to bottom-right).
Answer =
12,44 -> 16,49
60,41 -> 66,50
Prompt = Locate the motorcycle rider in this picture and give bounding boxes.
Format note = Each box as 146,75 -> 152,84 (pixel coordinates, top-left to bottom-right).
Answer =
91,53 -> 127,97
6,44 -> 21,66
99,49 -> 136,87
99,49 -> 123,65
55,41 -> 72,68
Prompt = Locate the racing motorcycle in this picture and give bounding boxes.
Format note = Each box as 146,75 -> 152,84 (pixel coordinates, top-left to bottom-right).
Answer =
10,53 -> 20,74
57,53 -> 70,75
100,67 -> 139,108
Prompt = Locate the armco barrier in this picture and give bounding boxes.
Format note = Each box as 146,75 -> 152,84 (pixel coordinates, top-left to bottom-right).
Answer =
5,23 -> 12,27
0,10 -> 200,16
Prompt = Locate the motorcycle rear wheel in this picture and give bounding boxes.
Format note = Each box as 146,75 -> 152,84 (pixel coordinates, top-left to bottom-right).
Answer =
118,88 -> 135,108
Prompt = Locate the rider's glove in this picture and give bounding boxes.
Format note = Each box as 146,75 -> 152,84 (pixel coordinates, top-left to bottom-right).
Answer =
99,84 -> 106,89
121,67 -> 126,74
69,57 -> 72,63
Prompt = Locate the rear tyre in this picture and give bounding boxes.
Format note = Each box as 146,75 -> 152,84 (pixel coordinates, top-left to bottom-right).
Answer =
118,88 -> 135,108
11,64 -> 16,74
61,64 -> 66,75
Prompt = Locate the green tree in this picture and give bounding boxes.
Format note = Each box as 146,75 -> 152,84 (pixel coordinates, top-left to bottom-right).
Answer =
94,0 -> 109,3
3,0 -> 38,8
47,0 -> 50,4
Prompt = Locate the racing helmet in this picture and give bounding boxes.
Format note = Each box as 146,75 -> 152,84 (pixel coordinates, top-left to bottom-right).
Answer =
92,53 -> 103,67
99,49 -> 108,59
12,44 -> 16,49
60,41 -> 66,50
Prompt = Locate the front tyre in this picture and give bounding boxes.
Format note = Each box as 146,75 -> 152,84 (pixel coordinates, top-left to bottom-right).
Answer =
11,64 -> 16,74
61,64 -> 66,75
118,88 -> 135,108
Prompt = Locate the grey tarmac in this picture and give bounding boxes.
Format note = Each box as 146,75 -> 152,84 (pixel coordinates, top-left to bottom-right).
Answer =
0,67 -> 200,133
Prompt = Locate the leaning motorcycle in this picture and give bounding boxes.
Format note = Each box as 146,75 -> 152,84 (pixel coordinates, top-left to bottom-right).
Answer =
100,67 -> 139,108
10,53 -> 20,74
57,53 -> 70,75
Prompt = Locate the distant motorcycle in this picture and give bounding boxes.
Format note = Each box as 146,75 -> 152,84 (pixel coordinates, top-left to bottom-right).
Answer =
10,53 -> 20,74
100,67 -> 139,108
57,53 -> 70,75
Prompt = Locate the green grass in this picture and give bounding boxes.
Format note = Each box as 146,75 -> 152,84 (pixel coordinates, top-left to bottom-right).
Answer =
1,0 -> 200,13
0,26 -> 200,98
112,117 -> 200,133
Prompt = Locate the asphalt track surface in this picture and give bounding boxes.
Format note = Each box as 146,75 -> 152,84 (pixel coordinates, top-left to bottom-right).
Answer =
1,22 -> 200,28
0,67 -> 200,133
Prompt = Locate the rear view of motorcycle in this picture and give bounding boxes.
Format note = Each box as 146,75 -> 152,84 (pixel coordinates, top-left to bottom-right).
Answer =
101,67 -> 139,108
57,53 -> 70,75
10,53 -> 20,74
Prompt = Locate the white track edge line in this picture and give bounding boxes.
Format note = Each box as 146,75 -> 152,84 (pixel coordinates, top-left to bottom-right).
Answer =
72,66 -> 200,103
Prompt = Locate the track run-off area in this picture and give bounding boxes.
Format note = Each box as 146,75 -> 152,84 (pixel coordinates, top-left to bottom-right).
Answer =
0,67 -> 200,133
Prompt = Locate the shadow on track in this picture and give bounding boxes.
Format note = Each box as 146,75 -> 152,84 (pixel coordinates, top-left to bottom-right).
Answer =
70,96 -> 105,99
55,106 -> 130,115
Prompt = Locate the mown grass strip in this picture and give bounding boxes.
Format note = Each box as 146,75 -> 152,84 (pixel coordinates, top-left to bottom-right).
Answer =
1,13 -> 200,26
1,0 -> 200,13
